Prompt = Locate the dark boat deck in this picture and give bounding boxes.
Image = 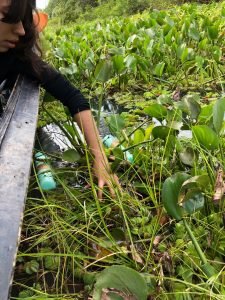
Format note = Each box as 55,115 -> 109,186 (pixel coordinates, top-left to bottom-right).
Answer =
0,77 -> 39,299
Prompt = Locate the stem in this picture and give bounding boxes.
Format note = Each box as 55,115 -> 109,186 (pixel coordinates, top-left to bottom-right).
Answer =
97,82 -> 104,128
117,119 -> 150,148
122,138 -> 156,152
183,218 -> 207,265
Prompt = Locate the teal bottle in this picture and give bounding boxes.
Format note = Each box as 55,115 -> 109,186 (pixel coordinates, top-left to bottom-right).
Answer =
34,152 -> 57,191
102,134 -> 134,164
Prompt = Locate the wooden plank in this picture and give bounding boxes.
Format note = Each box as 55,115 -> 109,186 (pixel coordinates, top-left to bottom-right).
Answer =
0,77 -> 39,300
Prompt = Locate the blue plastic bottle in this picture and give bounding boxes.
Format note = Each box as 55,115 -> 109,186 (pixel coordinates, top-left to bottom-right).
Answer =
102,134 -> 134,164
34,152 -> 57,191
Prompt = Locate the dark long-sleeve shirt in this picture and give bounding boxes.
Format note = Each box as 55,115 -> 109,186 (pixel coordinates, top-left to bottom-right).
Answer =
0,51 -> 90,116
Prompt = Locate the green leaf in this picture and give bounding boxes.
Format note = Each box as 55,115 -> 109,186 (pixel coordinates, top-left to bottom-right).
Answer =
165,135 -> 176,157
145,28 -> 155,38
133,129 -> 145,144
144,125 -> 154,140
181,94 -> 201,120
144,104 -> 167,120
93,265 -> 148,300
167,120 -> 183,131
63,123 -> 79,139
152,126 -> 175,140
154,62 -> 165,77
179,147 -> 195,166
106,114 -> 125,136
59,63 -> 78,75
213,97 -> 225,133
177,44 -> 188,62
165,16 -> 174,27
181,175 -> 210,191
84,56 -> 95,71
113,55 -> 125,74
201,262 -> 217,278
62,149 -> 81,162
188,26 -> 200,41
112,147 -> 124,161
208,26 -> 219,40
182,189 -> 205,215
94,60 -> 113,82
195,56 -> 204,68
24,260 -> 39,275
162,172 -> 191,220
181,47 -> 189,63
212,45 -> 221,62
108,46 -> 125,56
192,125 -> 219,150
19,289 -> 34,298
198,38 -> 208,50
124,55 -> 137,71
198,104 -> 213,125
157,94 -> 173,105
177,265 -> 193,283
44,255 -> 60,271
222,8 -> 225,17
165,30 -> 173,45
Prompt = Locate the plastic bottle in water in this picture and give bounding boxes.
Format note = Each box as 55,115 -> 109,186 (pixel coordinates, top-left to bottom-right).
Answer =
34,152 -> 57,191
102,134 -> 134,164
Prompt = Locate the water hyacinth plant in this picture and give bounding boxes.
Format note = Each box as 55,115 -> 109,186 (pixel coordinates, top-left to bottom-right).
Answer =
11,1 -> 225,299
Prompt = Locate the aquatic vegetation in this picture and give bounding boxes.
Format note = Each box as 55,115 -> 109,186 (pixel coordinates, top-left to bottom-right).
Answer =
12,1 -> 225,299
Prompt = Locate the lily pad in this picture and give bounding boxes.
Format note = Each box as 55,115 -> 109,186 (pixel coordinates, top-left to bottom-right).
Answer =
162,172 -> 191,221
144,104 -> 167,120
93,265 -> 148,300
152,126 -> 176,140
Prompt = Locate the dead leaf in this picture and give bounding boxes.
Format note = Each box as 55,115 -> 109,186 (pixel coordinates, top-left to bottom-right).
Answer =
156,207 -> 170,225
213,168 -> 225,203
89,242 -> 112,260
172,87 -> 181,101
153,235 -> 161,246
130,244 -> 144,264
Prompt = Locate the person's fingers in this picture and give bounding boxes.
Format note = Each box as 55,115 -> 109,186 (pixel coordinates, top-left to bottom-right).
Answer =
111,174 -> 122,194
107,181 -> 116,198
98,179 -> 104,200
84,183 -> 91,189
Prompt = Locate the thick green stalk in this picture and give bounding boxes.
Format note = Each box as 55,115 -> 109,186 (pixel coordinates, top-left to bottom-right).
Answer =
184,219 -> 218,282
183,218 -> 207,266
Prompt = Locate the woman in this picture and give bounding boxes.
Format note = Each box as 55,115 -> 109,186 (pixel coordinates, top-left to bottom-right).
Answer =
0,0 -> 118,199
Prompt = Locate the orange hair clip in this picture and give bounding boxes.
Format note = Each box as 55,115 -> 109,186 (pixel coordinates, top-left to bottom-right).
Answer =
33,11 -> 48,32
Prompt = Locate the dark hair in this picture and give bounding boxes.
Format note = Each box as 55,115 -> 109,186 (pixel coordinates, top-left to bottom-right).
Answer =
3,0 -> 42,76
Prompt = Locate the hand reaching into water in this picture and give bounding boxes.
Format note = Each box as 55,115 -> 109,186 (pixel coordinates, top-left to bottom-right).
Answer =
74,110 -> 121,200
92,155 -> 120,200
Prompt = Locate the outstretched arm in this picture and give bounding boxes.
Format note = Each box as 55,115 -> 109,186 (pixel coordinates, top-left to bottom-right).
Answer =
74,109 -> 119,199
